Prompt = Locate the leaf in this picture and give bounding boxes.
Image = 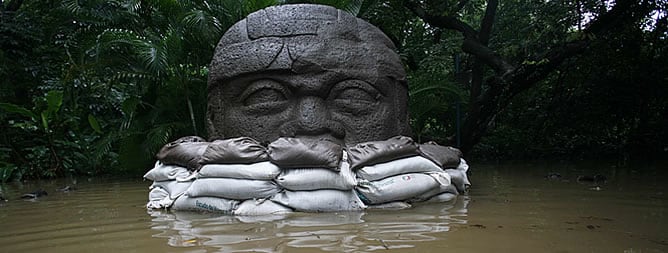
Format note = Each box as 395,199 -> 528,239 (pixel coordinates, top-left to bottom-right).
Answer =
0,164 -> 15,183
46,90 -> 64,113
88,114 -> 103,133
41,111 -> 49,131
0,102 -> 37,120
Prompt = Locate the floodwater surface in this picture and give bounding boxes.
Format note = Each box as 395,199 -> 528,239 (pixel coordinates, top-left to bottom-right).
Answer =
0,161 -> 666,252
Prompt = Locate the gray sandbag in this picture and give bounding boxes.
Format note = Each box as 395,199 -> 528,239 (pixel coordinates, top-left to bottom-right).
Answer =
418,142 -> 463,168
143,162 -> 192,181
356,155 -> 442,181
445,158 -> 471,193
198,161 -> 281,180
150,180 -> 194,199
198,137 -> 269,165
233,199 -> 293,216
156,136 -> 209,170
276,160 -> 356,191
347,136 -> 419,170
186,178 -> 280,200
268,137 -> 342,170
171,195 -> 239,213
355,172 -> 449,205
271,189 -> 366,212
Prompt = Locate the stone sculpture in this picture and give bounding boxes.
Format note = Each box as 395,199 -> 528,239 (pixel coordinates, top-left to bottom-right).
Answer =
206,4 -> 411,145
145,4 -> 469,214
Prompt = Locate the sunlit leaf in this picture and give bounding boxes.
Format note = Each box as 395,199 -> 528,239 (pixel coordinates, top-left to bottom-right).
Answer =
88,114 -> 103,133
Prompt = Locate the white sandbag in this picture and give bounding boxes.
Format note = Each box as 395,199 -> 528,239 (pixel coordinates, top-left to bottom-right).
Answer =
410,176 -> 457,203
233,199 -> 293,216
186,178 -> 281,200
445,169 -> 470,193
355,173 -> 447,204
276,161 -> 356,191
445,158 -> 471,193
146,186 -> 174,209
356,156 -> 442,181
425,192 -> 458,203
271,189 -> 366,212
366,201 -> 412,210
143,162 -> 192,182
198,161 -> 281,180
150,180 -> 194,199
171,195 -> 239,213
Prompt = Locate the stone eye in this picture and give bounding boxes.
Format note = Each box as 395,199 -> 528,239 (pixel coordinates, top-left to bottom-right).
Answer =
332,80 -> 379,103
241,79 -> 289,106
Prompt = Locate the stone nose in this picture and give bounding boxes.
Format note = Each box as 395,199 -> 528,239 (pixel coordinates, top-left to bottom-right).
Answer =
278,96 -> 345,141
295,96 -> 329,133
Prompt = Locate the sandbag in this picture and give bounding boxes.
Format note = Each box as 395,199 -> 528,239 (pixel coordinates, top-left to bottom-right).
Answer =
445,169 -> 470,193
171,195 -> 239,213
268,137 -> 342,170
198,161 -> 281,180
356,156 -> 442,181
271,189 -> 366,212
445,158 -> 471,193
276,161 -> 356,191
143,162 -> 192,182
367,201 -> 412,210
410,179 -> 458,203
186,178 -> 280,200
156,136 -> 209,170
233,199 -> 293,216
150,180 -> 194,199
425,192 -> 458,203
146,186 -> 174,209
418,142 -> 463,168
198,137 -> 269,165
347,136 -> 419,170
355,172 -> 449,205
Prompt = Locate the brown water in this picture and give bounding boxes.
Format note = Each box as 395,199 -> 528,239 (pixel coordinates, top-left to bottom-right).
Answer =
1,161 -> 666,253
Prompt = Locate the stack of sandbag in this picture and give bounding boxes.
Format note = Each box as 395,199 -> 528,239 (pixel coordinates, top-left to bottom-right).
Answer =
175,137 -> 290,215
268,138 -> 366,212
144,135 -> 470,214
144,161 -> 195,209
350,136 -> 456,207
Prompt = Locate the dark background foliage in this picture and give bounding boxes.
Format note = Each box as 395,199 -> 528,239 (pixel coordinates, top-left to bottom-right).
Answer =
1,0 -> 666,181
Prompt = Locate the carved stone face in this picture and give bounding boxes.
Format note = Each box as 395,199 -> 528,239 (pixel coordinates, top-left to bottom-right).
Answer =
206,4 -> 411,145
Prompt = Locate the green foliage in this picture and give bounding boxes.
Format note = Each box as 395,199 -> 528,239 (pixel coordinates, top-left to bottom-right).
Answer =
1,0 -> 666,181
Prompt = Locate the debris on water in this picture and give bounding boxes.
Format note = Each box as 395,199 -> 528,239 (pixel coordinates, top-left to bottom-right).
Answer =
470,224 -> 487,229
20,189 -> 48,199
589,186 -> 602,191
57,185 -> 77,192
577,174 -> 607,184
544,172 -> 562,180
586,224 -> 601,230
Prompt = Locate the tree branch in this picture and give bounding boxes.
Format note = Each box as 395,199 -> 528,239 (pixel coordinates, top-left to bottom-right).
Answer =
403,0 -> 513,75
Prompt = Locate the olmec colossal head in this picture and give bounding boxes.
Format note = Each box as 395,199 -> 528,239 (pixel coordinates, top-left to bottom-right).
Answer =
206,4 -> 411,145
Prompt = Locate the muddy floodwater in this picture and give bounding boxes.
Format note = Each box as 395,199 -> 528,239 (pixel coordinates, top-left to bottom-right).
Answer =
1,161 -> 666,253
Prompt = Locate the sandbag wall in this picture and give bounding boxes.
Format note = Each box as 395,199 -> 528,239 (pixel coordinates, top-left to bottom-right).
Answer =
145,136 -> 470,214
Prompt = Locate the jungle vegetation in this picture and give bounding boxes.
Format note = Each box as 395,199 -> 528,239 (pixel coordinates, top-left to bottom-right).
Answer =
1,0 -> 666,180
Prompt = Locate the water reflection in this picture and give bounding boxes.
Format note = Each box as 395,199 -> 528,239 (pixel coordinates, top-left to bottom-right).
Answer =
149,196 -> 469,252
